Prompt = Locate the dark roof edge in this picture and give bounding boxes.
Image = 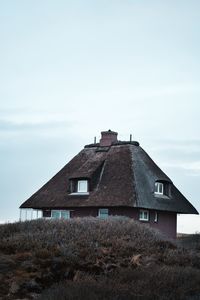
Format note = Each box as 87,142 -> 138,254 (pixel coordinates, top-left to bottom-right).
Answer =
19,204 -> 199,214
85,140 -> 140,148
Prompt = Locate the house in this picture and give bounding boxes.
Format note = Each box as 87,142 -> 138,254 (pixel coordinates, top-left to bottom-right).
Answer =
20,130 -> 198,238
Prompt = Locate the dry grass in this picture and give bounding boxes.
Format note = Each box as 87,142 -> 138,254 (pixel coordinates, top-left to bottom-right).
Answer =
0,217 -> 200,299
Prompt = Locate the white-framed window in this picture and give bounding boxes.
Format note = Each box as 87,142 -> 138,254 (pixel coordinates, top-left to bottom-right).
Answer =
98,208 -> 109,219
139,210 -> 149,221
154,211 -> 158,223
77,180 -> 88,193
51,210 -> 70,219
154,182 -> 164,195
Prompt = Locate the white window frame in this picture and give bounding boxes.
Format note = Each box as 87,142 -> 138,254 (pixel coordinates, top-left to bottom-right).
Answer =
77,180 -> 88,193
98,208 -> 109,219
139,210 -> 149,222
51,210 -> 70,219
154,182 -> 164,195
154,211 -> 158,223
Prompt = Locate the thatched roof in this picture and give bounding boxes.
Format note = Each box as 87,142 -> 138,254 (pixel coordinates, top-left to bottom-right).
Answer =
20,133 -> 198,214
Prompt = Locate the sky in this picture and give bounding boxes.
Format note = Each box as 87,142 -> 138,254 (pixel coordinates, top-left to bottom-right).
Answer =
0,0 -> 200,233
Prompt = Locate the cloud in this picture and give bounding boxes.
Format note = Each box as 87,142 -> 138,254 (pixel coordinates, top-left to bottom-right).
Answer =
161,161 -> 200,174
0,110 -> 77,139
127,84 -> 200,101
147,138 -> 200,165
0,119 -> 69,131
149,138 -> 200,151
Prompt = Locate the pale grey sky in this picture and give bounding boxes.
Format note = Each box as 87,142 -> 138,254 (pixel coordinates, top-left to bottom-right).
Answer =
0,0 -> 200,232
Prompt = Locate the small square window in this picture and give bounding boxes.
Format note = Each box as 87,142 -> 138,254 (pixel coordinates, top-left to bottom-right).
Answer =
77,180 -> 88,193
139,210 -> 149,221
98,208 -> 109,219
155,182 -> 164,195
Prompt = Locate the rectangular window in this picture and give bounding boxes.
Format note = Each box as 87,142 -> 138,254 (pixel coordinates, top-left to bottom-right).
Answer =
155,182 -> 164,195
51,210 -> 70,219
139,210 -> 149,221
61,211 -> 70,219
98,208 -> 109,219
77,180 -> 88,193
51,210 -> 61,219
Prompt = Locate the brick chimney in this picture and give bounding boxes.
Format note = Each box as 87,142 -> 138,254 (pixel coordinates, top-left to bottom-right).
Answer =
100,130 -> 118,147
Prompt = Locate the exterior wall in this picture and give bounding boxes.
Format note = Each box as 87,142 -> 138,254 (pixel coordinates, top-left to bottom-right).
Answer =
71,207 -> 98,218
43,210 -> 51,218
42,207 -> 177,239
150,210 -> 177,239
110,208 -> 177,239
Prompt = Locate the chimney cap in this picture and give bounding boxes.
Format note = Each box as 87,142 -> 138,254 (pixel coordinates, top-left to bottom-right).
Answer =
101,129 -> 118,135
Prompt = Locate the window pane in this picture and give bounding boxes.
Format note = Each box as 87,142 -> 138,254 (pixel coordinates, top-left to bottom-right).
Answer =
155,182 -> 159,193
99,208 -> 108,218
139,210 -> 149,221
78,180 -> 88,192
155,182 -> 164,194
61,211 -> 70,219
52,211 -> 60,219
159,183 -> 163,193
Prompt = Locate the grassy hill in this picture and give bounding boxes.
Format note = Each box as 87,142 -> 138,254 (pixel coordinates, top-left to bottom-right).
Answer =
0,217 -> 200,300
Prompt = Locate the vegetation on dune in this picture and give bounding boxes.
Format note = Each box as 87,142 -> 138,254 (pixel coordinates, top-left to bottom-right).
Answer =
0,217 -> 200,299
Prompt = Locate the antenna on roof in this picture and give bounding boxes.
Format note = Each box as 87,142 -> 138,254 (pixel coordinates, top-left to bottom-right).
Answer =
130,134 -> 132,142
94,136 -> 96,144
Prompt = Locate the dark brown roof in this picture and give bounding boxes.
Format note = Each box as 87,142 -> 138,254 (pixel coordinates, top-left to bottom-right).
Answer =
20,141 -> 198,214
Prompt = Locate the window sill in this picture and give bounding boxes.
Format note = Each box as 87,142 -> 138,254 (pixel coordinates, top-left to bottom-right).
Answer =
69,192 -> 89,196
139,219 -> 149,222
154,193 -> 170,199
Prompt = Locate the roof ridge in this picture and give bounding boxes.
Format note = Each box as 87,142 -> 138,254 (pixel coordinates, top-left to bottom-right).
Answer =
96,160 -> 106,191
84,141 -> 139,148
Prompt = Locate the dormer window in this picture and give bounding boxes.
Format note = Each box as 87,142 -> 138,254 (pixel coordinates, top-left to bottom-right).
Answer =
154,181 -> 171,197
77,180 -> 88,193
154,182 -> 164,195
69,179 -> 89,195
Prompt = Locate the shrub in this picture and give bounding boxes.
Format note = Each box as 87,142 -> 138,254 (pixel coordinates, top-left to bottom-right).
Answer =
0,217 -> 168,255
39,265 -> 200,300
0,218 -> 200,299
